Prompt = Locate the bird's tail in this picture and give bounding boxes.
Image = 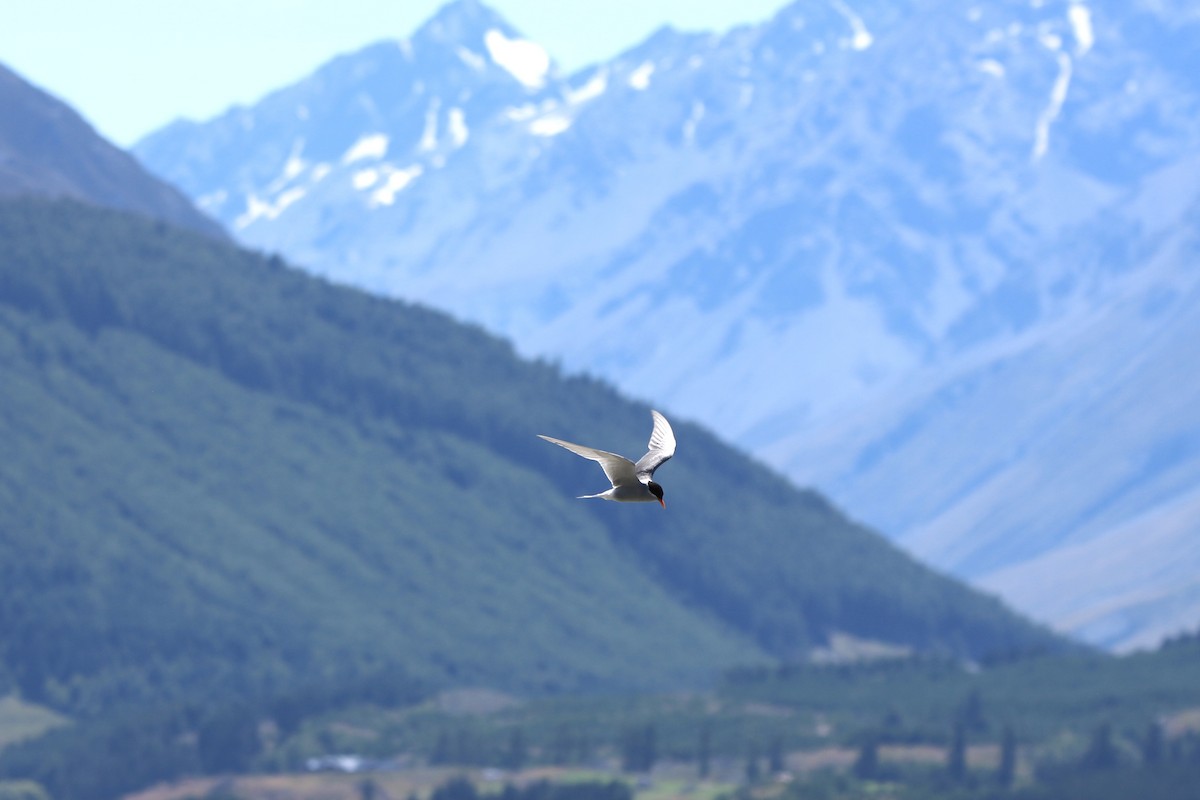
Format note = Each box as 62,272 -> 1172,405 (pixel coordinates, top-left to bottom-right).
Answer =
576,492 -> 607,500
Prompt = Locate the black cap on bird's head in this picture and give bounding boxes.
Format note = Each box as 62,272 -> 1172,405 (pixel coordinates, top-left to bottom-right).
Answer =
647,481 -> 665,509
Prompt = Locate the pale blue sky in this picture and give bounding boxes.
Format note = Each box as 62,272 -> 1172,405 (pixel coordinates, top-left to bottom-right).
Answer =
1,0 -> 787,147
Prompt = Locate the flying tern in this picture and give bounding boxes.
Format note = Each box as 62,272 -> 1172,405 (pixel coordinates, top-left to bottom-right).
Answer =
538,410 -> 677,508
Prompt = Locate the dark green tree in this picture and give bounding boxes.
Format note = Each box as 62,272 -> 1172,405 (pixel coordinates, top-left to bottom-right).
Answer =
575,730 -> 594,766
697,723 -> 712,780
432,776 -> 478,800
958,688 -> 986,732
269,695 -> 305,737
455,729 -> 476,766
620,724 -> 656,773
853,736 -> 879,780
1081,722 -> 1119,770
1187,731 -> 1200,763
881,707 -> 903,738
768,735 -> 785,775
197,706 -> 261,773
431,732 -> 452,765
947,721 -> 967,782
744,741 -> 760,784
997,725 -> 1017,787
503,728 -> 528,771
1143,721 -> 1165,766
550,725 -> 573,766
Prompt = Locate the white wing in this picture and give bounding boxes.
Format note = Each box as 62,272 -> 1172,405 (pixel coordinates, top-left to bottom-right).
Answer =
635,410 -> 676,478
537,435 -> 640,488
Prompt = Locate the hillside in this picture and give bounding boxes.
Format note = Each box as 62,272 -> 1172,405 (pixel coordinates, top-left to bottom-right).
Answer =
0,62 -> 224,239
134,0 -> 1200,649
0,197 -> 1060,715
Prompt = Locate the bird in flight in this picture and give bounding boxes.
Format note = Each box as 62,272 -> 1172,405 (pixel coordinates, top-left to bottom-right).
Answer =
538,410 -> 677,508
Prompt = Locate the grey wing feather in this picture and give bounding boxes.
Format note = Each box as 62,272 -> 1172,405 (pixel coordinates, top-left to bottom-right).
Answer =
537,435 -> 640,487
634,410 -> 676,478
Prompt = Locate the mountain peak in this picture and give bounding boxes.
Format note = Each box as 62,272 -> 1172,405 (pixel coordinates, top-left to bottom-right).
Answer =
416,0 -> 520,46
409,0 -> 554,90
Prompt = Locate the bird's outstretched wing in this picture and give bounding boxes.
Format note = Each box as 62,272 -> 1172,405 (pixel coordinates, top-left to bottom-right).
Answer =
635,410 -> 676,479
537,435 -> 640,488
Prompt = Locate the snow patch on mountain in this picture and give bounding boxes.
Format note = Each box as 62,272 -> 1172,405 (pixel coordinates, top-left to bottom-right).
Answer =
484,29 -> 550,89
1032,51 -> 1071,161
235,187 -> 306,229
197,189 -> 228,214
504,104 -> 537,121
977,58 -> 1005,78
568,70 -> 609,104
352,169 -> 379,190
370,165 -> 424,206
342,133 -> 389,164
831,0 -> 874,51
682,102 -> 705,143
420,100 -> 441,152
1068,2 -> 1094,55
628,62 -> 656,90
448,107 -> 469,147
456,45 -> 486,71
276,141 -> 308,186
529,111 -> 572,136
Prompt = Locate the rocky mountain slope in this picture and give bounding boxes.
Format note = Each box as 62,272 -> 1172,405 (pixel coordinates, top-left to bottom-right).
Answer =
134,0 -> 1200,649
0,62 -> 224,238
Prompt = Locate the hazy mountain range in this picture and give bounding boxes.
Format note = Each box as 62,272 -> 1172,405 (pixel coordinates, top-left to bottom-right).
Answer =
133,0 -> 1200,651
1,192 -> 1063,713
0,61 -> 1078,800
6,26 -> 1200,800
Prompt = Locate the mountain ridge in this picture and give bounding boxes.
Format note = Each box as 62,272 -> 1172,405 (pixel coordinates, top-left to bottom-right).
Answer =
133,0 -> 1200,650
0,195 -> 1063,716
0,62 -> 224,239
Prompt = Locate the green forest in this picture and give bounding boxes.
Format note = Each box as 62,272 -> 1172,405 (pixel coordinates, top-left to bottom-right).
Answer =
1,198 -> 1195,800
5,633 -> 1198,800
0,196 -> 1057,710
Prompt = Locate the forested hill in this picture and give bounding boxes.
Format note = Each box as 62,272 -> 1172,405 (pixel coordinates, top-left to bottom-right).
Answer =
0,198 -> 1062,715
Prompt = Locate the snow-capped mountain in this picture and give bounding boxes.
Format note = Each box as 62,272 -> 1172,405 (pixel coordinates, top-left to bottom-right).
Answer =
135,0 -> 1200,651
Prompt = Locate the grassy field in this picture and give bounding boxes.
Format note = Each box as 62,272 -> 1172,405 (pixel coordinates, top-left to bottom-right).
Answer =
124,766 -> 739,800
120,763 -> 884,800
118,743 -> 1042,800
